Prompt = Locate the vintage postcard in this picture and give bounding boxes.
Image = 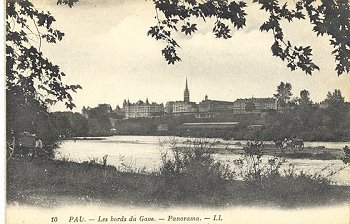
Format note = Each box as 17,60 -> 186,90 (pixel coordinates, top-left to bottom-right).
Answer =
4,0 -> 350,223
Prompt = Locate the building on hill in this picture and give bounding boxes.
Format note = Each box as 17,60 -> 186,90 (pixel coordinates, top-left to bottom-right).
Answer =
81,81 -> 279,120
197,95 -> 235,118
97,104 -> 112,114
184,78 -> 190,103
169,101 -> 198,114
82,104 -> 112,119
166,79 -> 198,116
233,98 -> 277,113
123,98 -> 164,119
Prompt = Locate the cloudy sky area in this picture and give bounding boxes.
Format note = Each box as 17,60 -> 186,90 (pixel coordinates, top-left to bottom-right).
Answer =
36,0 -> 350,112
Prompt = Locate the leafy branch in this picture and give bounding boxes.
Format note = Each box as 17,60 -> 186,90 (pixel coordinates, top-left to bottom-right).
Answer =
6,0 -> 80,110
301,0 -> 350,76
150,0 -> 350,76
148,0 -> 247,64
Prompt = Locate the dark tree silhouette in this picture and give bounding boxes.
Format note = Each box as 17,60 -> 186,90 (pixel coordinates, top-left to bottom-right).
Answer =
274,82 -> 293,110
149,0 -> 350,76
6,0 -> 81,109
6,0 -> 80,140
245,100 -> 256,113
324,89 -> 346,128
299,89 -> 311,104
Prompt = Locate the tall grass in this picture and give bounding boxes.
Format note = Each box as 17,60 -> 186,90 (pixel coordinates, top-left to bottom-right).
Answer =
154,139 -> 347,206
156,139 -> 234,204
7,140 -> 350,207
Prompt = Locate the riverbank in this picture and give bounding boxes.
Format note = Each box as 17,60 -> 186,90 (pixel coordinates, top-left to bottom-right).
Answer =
65,134 -> 350,142
213,145 -> 343,160
7,158 -> 350,208
58,137 -> 107,141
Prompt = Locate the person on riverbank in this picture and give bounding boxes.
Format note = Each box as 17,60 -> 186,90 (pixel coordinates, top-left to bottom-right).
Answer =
32,137 -> 43,160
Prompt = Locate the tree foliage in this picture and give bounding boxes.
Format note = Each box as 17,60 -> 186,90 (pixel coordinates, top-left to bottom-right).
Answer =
245,100 -> 256,113
6,85 -> 58,142
274,81 -> 292,110
263,88 -> 349,141
53,112 -> 89,137
6,0 -> 80,109
324,89 -> 347,129
6,0 -> 79,139
149,0 -> 350,76
299,89 -> 311,105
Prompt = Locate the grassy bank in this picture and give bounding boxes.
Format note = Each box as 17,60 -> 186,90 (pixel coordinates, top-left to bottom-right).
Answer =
7,158 -> 350,208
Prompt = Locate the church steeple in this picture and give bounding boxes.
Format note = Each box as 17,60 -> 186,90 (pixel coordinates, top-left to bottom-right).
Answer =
184,78 -> 190,103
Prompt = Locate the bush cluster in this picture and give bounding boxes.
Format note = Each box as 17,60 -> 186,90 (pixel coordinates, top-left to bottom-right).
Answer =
156,140 -> 233,204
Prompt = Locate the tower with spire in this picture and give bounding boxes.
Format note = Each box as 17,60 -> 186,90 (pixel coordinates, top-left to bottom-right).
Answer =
184,78 -> 190,103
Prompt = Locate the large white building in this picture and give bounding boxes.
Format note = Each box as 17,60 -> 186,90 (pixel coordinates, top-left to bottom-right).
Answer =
165,79 -> 198,115
232,98 -> 277,113
123,99 -> 164,119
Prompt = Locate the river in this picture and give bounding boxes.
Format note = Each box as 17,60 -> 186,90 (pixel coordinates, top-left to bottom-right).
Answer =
55,135 -> 350,185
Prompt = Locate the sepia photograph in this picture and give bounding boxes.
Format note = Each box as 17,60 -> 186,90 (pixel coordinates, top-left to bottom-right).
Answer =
4,0 -> 350,223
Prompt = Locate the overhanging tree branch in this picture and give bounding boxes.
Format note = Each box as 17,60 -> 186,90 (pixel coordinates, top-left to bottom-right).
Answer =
149,0 -> 349,76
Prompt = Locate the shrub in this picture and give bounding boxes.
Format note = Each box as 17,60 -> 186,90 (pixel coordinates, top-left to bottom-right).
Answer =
232,141 -> 334,205
233,141 -> 285,182
157,139 -> 234,203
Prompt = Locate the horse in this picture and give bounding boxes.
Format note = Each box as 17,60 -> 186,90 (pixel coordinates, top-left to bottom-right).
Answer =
282,138 -> 293,149
273,139 -> 285,154
291,138 -> 304,150
273,140 -> 284,148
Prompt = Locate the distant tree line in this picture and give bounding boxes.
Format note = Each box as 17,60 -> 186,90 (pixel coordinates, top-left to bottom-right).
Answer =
192,87 -> 350,141
8,84 -> 349,142
110,84 -> 350,142
54,110 -> 113,137
260,86 -> 350,141
53,112 -> 89,137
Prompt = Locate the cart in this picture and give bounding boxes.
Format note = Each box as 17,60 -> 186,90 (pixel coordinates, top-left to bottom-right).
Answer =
7,132 -> 37,161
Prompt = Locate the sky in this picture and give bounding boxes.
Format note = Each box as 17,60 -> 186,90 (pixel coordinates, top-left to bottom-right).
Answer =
32,0 -> 350,112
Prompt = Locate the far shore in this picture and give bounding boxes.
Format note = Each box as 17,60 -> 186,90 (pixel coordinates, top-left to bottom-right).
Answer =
59,134 -> 350,143
209,143 -> 345,160
59,137 -> 107,141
